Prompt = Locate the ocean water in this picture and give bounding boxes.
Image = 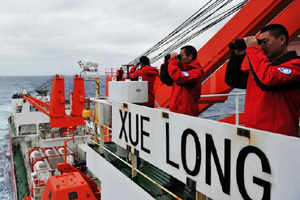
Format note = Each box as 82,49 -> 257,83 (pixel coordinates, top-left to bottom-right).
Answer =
0,75 -> 244,199
0,75 -> 105,200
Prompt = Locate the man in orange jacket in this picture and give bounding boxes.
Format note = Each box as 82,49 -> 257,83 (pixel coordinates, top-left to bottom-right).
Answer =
225,24 -> 300,137
161,45 -> 203,116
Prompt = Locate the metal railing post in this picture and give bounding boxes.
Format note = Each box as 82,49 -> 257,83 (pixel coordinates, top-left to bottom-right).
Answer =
131,152 -> 137,178
100,125 -> 104,154
235,94 -> 239,125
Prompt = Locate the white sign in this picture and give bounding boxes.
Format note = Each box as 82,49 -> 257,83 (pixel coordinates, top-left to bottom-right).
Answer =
112,101 -> 300,200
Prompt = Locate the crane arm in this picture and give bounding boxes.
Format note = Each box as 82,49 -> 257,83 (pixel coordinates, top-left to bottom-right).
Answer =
22,94 -> 50,116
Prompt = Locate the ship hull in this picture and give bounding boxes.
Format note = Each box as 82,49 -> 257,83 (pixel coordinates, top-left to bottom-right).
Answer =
9,128 -> 17,200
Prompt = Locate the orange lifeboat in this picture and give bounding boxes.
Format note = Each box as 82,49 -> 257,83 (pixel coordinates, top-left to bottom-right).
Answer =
41,172 -> 97,200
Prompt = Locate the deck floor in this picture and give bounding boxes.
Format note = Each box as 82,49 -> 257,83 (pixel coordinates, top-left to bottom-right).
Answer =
13,145 -> 30,200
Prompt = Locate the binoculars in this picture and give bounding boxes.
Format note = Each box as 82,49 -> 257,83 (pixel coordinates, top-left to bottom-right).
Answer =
164,54 -> 182,61
229,38 -> 263,50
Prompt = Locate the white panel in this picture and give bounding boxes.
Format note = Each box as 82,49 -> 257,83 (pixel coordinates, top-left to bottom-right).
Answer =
112,101 -> 300,200
108,81 -> 148,103
82,144 -> 154,200
39,136 -> 89,151
15,112 -> 49,125
99,101 -> 111,126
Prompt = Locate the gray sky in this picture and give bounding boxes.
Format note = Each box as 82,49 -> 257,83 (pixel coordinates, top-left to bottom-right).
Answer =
0,0 -> 239,76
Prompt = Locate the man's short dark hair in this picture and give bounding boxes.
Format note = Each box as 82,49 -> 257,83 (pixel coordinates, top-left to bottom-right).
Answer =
260,24 -> 289,45
181,45 -> 197,59
139,56 -> 150,66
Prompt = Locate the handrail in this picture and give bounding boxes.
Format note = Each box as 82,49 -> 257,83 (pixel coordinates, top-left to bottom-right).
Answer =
201,92 -> 245,125
38,126 -> 90,140
201,92 -> 245,97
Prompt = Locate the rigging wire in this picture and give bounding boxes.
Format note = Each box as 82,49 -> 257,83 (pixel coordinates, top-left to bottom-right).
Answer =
128,0 -> 248,65
28,78 -> 52,95
161,0 -> 234,46
151,0 -> 247,63
128,0 -> 224,65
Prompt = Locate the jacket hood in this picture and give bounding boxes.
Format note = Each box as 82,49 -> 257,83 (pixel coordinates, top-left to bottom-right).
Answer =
143,65 -> 158,76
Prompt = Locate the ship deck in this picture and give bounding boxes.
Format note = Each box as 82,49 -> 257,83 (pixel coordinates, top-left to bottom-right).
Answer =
10,114 -> 192,199
13,145 -> 30,200
9,116 -> 102,200
89,142 -> 193,200
9,116 -> 29,200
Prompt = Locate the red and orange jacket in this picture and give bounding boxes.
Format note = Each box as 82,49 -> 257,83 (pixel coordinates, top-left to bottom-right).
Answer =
167,57 -> 203,116
226,46 -> 300,137
129,65 -> 158,107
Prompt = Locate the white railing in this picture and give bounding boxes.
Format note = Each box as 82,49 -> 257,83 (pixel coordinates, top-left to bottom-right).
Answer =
38,127 -> 91,140
200,92 -> 245,125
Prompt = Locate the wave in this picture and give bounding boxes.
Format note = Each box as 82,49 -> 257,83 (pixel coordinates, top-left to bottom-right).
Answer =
0,131 -> 12,200
0,104 -> 11,114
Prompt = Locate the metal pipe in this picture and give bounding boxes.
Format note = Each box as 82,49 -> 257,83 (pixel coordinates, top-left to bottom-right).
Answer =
64,136 -> 74,164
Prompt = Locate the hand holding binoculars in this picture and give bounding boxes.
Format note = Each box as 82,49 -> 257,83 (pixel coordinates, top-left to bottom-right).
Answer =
164,53 -> 182,62
229,38 -> 263,50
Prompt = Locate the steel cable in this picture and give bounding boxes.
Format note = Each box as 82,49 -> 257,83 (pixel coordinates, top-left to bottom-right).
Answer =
128,0 -> 248,65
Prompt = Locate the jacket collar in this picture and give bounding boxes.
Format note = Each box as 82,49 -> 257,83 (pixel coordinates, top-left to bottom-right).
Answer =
181,59 -> 198,70
271,51 -> 298,65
